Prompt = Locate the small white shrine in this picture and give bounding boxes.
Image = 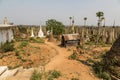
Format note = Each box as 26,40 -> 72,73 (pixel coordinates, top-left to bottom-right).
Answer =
30,27 -> 35,37
38,23 -> 45,38
0,17 -> 14,46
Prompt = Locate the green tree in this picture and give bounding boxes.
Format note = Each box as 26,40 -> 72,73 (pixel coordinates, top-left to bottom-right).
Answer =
84,17 -> 87,27
46,19 -> 65,35
96,11 -> 104,27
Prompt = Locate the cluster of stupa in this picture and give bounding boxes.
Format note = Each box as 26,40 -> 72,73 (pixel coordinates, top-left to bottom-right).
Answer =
30,23 -> 45,38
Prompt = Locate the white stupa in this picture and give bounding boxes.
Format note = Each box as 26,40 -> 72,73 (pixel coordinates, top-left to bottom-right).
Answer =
38,23 -> 45,37
30,28 -> 35,37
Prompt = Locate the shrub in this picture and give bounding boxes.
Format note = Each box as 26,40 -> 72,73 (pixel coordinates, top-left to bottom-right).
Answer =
46,19 -> 65,35
69,53 -> 76,60
93,61 -> 104,74
15,50 -> 19,56
0,42 -> 15,53
47,70 -> 61,80
100,72 -> 111,80
30,70 -> 61,80
30,70 -> 42,80
47,76 -> 53,80
93,61 -> 112,80
51,70 -> 61,78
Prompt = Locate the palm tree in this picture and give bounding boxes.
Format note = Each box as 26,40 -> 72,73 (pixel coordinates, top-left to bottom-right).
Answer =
84,17 -> 87,27
69,16 -> 72,26
71,16 -> 75,33
101,17 -> 105,27
96,11 -> 104,27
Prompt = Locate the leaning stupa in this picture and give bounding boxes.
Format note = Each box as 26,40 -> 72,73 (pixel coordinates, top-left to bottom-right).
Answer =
105,35 -> 120,79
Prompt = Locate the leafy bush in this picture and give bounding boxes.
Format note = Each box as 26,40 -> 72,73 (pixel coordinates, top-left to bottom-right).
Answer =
15,50 -> 19,56
30,70 -> 61,80
69,53 -> 77,60
0,42 -> 15,53
47,76 -> 53,80
46,19 -> 65,35
47,70 -> 61,80
93,61 -> 104,74
100,72 -> 111,80
93,61 -> 111,80
30,70 -> 42,80
51,70 -> 61,78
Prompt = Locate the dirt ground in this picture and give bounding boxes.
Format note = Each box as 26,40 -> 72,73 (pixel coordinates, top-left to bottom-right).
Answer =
0,42 -> 57,69
45,41 -> 103,80
1,39 -> 111,80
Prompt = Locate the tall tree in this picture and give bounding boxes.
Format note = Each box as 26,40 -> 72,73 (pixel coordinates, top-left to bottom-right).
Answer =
84,17 -> 87,27
46,19 -> 65,35
101,17 -> 105,27
96,11 -> 104,27
69,16 -> 72,26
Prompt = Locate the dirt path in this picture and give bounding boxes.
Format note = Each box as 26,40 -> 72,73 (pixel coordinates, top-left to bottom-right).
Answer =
45,41 -> 99,80
7,40 -> 100,80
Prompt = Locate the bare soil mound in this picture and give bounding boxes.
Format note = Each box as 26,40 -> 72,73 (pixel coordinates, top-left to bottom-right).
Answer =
0,42 -> 57,69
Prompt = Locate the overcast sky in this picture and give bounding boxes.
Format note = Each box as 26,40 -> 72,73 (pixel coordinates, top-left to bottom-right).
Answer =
0,0 -> 120,26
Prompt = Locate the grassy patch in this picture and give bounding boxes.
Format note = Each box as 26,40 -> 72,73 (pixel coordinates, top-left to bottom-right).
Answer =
0,42 -> 15,53
85,41 -> 94,45
30,70 -> 42,80
29,37 -> 44,43
47,70 -> 61,80
69,53 -> 77,60
15,50 -> 19,56
51,70 -> 61,78
19,41 -> 29,48
30,69 -> 61,80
